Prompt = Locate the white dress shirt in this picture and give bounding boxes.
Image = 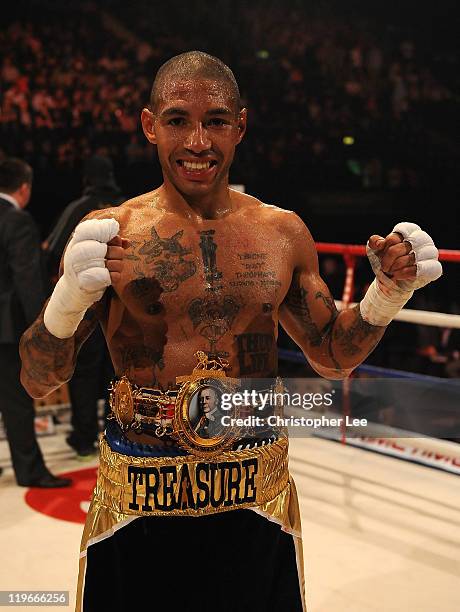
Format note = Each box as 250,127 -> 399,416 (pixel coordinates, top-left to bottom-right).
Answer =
0,192 -> 20,210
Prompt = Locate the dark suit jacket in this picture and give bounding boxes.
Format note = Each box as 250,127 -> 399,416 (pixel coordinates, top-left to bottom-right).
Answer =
45,183 -> 124,275
0,197 -> 46,343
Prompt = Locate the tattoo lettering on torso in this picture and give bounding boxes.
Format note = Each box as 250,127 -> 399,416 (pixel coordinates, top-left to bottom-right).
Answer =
198,229 -> 223,291
231,252 -> 282,289
235,333 -> 274,375
128,226 -> 197,293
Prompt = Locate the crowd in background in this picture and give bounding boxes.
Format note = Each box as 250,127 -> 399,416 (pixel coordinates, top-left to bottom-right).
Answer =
0,0 -> 458,377
1,1 -> 458,201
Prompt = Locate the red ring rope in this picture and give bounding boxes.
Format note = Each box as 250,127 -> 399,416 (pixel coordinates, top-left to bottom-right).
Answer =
316,243 -> 460,262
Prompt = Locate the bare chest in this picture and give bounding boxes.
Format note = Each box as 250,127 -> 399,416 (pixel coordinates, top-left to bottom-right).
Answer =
116,219 -> 292,320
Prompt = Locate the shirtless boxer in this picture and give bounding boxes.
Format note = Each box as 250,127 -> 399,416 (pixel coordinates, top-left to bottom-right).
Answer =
19,52 -> 442,612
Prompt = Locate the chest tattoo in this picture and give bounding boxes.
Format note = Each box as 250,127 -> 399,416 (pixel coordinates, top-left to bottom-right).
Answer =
198,229 -> 223,292
127,227 -> 197,293
188,295 -> 242,360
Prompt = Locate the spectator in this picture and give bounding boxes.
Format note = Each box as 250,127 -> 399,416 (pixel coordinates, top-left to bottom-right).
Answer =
0,157 -> 71,487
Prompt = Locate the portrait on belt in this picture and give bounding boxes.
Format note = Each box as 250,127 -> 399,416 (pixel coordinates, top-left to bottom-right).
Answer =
189,384 -> 223,439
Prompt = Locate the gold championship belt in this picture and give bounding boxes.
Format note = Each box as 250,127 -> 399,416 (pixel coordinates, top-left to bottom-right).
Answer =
103,352 -> 290,517
95,435 -> 289,517
109,351 -> 264,457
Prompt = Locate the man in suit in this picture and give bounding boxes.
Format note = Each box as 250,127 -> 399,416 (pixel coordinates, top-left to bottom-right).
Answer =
0,157 -> 71,487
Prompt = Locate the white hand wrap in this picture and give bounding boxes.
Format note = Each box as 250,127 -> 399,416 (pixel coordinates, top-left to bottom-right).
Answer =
44,218 -> 119,338
360,222 -> 442,326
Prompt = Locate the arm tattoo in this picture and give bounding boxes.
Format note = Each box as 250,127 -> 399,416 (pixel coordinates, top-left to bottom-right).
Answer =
285,277 -> 383,374
326,323 -> 345,374
333,305 -> 383,357
20,320 -> 75,386
284,276 -> 338,346
20,307 -> 100,393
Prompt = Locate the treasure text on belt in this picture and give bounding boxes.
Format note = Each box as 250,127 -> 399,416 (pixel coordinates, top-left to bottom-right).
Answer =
95,434 -> 290,517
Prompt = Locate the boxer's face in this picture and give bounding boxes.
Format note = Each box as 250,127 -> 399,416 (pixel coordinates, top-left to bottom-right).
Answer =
141,78 -> 246,199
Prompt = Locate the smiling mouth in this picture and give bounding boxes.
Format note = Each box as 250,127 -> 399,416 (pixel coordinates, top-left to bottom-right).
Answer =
177,160 -> 217,172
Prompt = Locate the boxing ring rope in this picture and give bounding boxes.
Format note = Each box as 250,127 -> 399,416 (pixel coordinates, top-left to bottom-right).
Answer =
334,302 -> 460,328
280,242 -> 460,472
316,243 -> 460,261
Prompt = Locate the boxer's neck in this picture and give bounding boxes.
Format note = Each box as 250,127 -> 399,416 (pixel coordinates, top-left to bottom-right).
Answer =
159,181 -> 236,220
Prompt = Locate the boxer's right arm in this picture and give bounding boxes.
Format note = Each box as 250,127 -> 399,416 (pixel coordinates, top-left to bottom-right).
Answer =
19,300 -> 104,398
19,218 -> 125,398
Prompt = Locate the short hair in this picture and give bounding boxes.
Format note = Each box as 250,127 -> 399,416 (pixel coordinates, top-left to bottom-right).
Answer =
0,158 -> 33,193
150,51 -> 241,114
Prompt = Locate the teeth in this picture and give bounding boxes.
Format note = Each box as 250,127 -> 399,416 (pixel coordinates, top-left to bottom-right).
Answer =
182,161 -> 212,171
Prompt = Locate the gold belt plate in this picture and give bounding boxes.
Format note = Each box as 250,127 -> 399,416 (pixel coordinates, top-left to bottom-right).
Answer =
110,352 -> 242,457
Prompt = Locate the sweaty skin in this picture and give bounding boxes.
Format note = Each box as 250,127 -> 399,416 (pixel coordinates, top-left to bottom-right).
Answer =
19,73 -> 389,445
20,187 -> 384,394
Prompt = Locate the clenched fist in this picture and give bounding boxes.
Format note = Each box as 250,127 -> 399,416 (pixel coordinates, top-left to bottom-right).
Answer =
105,235 -> 129,284
367,222 -> 442,291
361,222 -> 442,327
44,218 -> 128,338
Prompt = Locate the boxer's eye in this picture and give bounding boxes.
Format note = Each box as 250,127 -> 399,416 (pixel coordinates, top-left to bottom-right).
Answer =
206,118 -> 229,127
168,117 -> 186,126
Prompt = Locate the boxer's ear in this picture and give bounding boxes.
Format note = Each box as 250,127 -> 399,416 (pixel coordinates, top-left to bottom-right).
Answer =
236,108 -> 247,144
141,108 -> 157,144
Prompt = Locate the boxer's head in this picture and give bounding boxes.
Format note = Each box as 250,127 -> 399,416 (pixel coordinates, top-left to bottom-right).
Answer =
141,51 -> 246,200
149,52 -> 241,115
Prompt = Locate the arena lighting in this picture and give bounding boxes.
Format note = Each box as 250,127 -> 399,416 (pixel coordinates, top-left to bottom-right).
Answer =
343,136 -> 355,145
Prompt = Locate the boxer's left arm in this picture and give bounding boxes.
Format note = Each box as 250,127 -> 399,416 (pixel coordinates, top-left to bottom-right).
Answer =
278,216 -> 441,379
